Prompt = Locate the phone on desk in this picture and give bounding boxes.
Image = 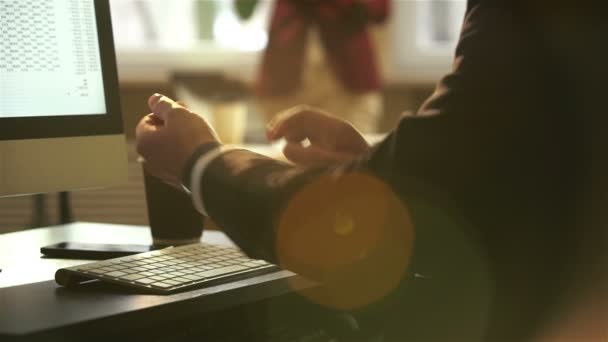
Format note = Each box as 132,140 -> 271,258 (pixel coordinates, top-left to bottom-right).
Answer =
41,242 -> 158,260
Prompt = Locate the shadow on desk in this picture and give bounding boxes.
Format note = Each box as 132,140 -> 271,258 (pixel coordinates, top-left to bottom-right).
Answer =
8,284 -> 368,342
1,273 -> 318,341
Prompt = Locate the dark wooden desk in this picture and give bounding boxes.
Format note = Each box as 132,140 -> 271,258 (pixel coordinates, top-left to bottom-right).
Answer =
0,223 -> 313,341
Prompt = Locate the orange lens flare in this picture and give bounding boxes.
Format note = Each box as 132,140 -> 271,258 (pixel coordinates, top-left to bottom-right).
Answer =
276,172 -> 415,310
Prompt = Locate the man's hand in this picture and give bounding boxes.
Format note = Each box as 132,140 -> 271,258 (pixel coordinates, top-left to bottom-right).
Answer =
266,105 -> 370,165
135,94 -> 220,188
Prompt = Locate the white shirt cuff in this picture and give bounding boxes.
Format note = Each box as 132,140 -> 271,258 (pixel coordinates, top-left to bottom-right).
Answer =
189,145 -> 237,217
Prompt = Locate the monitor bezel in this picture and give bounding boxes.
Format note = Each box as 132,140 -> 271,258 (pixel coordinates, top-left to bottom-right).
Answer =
0,0 -> 123,141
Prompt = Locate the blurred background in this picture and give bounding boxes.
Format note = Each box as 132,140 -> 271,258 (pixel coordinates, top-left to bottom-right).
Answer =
0,0 -> 466,232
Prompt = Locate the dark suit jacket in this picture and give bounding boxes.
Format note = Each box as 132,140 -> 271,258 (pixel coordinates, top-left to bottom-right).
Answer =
189,1 -> 607,340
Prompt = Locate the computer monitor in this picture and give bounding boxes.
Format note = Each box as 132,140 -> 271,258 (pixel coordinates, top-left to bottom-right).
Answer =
0,0 -> 127,196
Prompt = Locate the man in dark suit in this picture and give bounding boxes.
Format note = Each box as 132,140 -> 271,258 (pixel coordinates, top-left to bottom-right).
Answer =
136,1 -> 606,340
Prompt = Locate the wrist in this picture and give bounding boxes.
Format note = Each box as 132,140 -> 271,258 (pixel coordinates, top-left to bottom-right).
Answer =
181,142 -> 222,192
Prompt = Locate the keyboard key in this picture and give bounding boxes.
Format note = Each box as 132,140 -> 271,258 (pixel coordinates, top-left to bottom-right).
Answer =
105,271 -> 127,278
165,271 -> 185,278
173,277 -> 194,283
77,264 -> 99,271
110,266 -> 127,272
202,264 -> 220,270
163,279 -> 182,286
94,261 -> 113,267
135,278 -> 155,285
161,267 -> 178,272
120,274 -> 146,281
183,274 -> 205,281
196,265 -> 249,279
77,265 -> 99,272
151,282 -> 173,289
88,268 -> 107,275
251,260 -> 269,265
124,268 -> 142,274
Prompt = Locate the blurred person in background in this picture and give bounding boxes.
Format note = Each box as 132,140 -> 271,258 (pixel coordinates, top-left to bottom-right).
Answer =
236,0 -> 389,133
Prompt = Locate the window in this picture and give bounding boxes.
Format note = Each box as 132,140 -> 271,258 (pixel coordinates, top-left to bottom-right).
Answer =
109,0 -> 273,82
110,0 -> 272,51
392,0 -> 466,83
416,0 -> 466,51
109,0 -> 466,84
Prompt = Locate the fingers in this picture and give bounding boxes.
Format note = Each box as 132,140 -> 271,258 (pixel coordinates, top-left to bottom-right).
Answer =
148,93 -> 188,123
135,115 -> 160,141
148,93 -> 163,109
267,105 -> 330,142
266,105 -> 311,140
135,118 -> 158,163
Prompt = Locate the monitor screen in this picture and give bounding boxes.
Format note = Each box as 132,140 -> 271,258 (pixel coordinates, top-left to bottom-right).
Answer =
0,0 -> 127,197
0,0 -> 107,118
0,0 -> 123,141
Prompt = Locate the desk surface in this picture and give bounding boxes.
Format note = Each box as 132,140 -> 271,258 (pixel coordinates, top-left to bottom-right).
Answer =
0,222 -> 236,288
0,223 -> 312,340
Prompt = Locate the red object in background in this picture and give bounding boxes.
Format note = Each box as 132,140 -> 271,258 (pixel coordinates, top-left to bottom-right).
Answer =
256,0 -> 390,97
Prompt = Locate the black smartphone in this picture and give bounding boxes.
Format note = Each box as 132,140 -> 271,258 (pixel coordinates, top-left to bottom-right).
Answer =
40,242 -> 157,260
